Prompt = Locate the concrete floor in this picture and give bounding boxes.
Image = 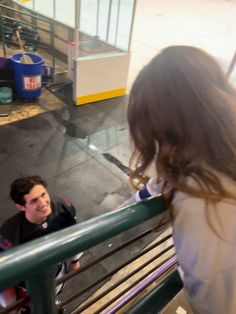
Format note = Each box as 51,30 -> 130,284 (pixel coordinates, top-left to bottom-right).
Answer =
1,0 -> 236,312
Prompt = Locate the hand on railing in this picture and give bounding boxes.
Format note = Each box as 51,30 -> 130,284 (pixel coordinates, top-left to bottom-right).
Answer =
69,261 -> 81,272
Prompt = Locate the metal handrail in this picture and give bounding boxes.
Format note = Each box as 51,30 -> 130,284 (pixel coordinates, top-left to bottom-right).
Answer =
0,14 -> 52,34
125,269 -> 183,314
71,251 -> 175,313
0,196 -> 166,314
56,224 -> 170,285
58,236 -> 173,309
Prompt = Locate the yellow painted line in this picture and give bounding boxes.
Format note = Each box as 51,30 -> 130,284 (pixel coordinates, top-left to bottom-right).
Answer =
76,88 -> 126,105
19,0 -> 31,3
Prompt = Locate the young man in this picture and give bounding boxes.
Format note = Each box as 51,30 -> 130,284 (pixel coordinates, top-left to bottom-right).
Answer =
0,175 -> 82,311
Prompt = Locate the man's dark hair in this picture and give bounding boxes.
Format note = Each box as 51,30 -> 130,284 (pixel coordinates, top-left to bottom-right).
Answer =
10,175 -> 47,205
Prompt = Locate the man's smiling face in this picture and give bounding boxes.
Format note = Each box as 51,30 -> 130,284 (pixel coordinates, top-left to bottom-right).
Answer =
18,184 -> 52,224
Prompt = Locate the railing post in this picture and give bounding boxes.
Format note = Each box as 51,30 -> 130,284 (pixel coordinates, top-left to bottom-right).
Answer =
0,15 -> 7,57
50,21 -> 55,70
106,0 -> 113,41
26,267 -> 56,314
128,0 -> 137,52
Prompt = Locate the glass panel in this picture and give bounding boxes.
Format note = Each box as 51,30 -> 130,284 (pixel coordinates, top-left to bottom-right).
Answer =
79,0 -> 135,52
114,0 -> 135,51
34,0 -> 54,19
55,0 -> 75,27
97,0 -> 110,39
79,0 -> 98,37
13,0 -> 75,25
13,0 -> 136,52
108,0 -> 119,45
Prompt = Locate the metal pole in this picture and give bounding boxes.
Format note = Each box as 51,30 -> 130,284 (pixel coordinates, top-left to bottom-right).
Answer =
74,0 -> 80,58
96,0 -> 100,36
26,268 -> 56,314
127,0 -> 137,52
106,0 -> 113,41
114,0 -> 121,46
227,51 -> 236,77
73,0 -> 80,103
73,251 -> 175,313
50,21 -> 55,70
126,270 -> 183,314
53,0 -> 56,19
95,256 -> 177,314
59,241 -> 173,309
0,15 -> 6,57
56,228 -> 171,285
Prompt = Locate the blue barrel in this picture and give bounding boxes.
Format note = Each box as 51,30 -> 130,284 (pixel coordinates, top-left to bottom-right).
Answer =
11,53 -> 44,99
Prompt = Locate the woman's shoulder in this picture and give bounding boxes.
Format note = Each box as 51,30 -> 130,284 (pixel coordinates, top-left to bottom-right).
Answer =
172,172 -> 236,242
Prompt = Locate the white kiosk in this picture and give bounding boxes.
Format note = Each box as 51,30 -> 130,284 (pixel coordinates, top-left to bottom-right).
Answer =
69,0 -> 136,105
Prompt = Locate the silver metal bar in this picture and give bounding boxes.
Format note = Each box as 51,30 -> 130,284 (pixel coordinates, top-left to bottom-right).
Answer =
106,0 -> 113,41
0,15 -> 6,57
53,0 -> 56,19
74,0 -> 80,58
50,21 -> 55,69
128,0 -> 137,52
96,0 -> 100,36
227,51 -> 236,77
114,0 -> 121,45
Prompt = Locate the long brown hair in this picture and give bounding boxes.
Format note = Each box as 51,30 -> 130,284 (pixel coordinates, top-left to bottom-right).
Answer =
128,46 -> 236,205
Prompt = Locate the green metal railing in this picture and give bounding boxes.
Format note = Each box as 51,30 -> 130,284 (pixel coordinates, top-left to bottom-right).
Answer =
0,196 -> 182,313
126,270 -> 183,314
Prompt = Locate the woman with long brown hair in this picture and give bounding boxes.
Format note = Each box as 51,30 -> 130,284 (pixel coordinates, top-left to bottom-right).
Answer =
127,46 -> 236,314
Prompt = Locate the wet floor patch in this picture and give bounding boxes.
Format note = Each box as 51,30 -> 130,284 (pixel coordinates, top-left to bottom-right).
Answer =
103,153 -> 130,175
52,109 -> 88,139
47,82 -> 74,106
